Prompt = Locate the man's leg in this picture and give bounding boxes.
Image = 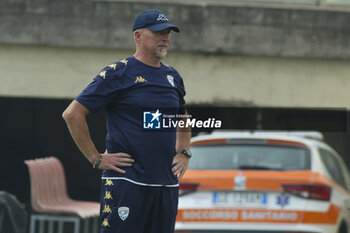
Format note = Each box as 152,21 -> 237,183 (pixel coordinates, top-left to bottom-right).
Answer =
149,186 -> 179,233
99,179 -> 152,233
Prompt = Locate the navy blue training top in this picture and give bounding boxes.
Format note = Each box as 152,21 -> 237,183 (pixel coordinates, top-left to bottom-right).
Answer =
75,56 -> 186,186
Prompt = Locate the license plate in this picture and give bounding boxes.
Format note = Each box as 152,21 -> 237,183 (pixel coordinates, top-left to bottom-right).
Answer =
213,192 -> 267,207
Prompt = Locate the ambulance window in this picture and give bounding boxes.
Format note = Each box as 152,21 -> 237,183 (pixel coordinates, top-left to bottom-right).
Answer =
319,148 -> 347,189
189,144 -> 310,171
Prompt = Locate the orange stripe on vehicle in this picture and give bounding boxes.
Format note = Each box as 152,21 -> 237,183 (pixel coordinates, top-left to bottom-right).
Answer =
265,139 -> 307,147
191,139 -> 227,146
176,204 -> 340,224
311,172 -> 350,196
181,170 -> 314,191
245,171 -> 312,190
302,204 -> 340,224
182,170 -> 350,197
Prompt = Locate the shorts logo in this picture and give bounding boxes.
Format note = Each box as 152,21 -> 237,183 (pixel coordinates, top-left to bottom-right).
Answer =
102,218 -> 111,227
104,191 -> 113,199
102,204 -> 112,213
105,179 -> 114,186
118,207 -> 129,221
143,109 -> 162,129
167,75 -> 175,87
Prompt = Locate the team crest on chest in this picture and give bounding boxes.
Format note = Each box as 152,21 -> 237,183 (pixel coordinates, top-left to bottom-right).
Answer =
167,75 -> 175,87
118,207 -> 129,221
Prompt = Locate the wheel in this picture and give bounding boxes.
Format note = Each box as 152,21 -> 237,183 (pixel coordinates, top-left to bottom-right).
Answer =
338,222 -> 348,233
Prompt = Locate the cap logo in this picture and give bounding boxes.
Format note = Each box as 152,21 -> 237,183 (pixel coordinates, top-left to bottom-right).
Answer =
157,14 -> 169,21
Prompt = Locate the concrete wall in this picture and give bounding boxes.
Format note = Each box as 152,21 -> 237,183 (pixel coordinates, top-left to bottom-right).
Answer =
2,43 -> 350,108
1,0 -> 350,58
2,0 -> 350,108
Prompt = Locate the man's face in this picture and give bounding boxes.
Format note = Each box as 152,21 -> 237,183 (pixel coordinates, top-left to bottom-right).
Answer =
139,28 -> 171,59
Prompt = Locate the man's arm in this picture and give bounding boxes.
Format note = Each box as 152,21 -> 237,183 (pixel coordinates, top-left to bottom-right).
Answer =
62,100 -> 133,173
172,110 -> 191,180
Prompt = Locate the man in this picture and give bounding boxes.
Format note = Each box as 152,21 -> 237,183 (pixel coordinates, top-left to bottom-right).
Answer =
62,9 -> 191,233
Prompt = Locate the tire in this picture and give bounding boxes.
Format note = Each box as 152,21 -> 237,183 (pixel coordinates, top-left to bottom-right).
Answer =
338,222 -> 348,233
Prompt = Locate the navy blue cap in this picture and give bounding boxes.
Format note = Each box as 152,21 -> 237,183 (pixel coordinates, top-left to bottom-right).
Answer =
133,9 -> 180,33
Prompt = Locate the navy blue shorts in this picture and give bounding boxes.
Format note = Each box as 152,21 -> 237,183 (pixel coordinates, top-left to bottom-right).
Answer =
99,179 -> 179,233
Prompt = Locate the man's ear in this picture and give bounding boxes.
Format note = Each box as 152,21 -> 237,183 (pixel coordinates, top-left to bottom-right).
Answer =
134,30 -> 142,43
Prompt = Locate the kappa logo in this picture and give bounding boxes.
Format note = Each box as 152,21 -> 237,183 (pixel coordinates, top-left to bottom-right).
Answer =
108,63 -> 117,70
102,204 -> 112,213
99,70 -> 106,79
105,179 -> 114,186
167,75 -> 175,87
104,191 -> 113,200
101,218 -> 111,227
135,76 -> 147,83
118,207 -> 130,221
120,59 -> 128,65
157,14 -> 169,21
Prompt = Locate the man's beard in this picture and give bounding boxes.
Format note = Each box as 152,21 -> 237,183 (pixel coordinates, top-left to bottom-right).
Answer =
155,48 -> 168,59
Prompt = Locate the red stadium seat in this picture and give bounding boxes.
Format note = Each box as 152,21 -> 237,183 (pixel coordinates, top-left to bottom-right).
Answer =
25,157 -> 100,233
